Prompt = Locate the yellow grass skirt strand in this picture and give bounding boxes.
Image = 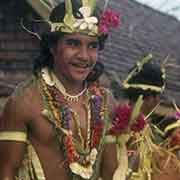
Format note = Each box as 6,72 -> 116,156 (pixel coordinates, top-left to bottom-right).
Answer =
132,125 -> 154,180
0,131 -> 27,142
28,143 -> 46,180
113,134 -> 130,180
15,142 -> 46,180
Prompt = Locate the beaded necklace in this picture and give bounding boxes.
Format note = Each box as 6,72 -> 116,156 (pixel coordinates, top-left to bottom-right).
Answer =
41,68 -> 87,102
39,70 -> 107,179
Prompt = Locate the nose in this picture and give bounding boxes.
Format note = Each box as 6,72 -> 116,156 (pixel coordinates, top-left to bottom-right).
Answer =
77,45 -> 89,61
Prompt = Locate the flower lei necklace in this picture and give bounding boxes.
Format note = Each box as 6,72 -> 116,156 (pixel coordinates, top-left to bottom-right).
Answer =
40,69 -> 106,179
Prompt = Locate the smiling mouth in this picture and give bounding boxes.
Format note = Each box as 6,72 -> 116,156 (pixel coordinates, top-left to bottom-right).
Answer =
70,62 -> 94,69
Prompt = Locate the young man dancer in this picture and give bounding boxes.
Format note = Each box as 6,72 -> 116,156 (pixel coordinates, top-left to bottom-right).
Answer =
0,1 -> 119,179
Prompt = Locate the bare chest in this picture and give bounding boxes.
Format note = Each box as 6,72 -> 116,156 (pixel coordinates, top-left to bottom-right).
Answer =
27,102 -> 92,179
28,101 -> 89,148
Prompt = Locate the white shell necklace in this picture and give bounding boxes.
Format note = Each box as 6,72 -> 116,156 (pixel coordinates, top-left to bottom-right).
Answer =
42,68 -> 87,102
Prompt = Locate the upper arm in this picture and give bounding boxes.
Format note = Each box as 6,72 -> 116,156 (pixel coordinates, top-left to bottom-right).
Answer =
100,144 -> 118,180
0,97 -> 28,131
0,96 -> 29,177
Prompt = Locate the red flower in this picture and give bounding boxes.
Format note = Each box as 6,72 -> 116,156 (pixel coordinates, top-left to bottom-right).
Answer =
175,111 -> 180,119
91,120 -> 104,148
109,104 -> 146,135
109,105 -> 131,135
99,24 -> 109,34
99,9 -> 121,34
64,135 -> 79,163
131,114 -> 146,132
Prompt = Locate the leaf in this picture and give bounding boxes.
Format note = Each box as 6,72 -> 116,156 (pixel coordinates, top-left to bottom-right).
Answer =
113,135 -> 129,180
129,95 -> 143,126
89,0 -> 96,13
123,54 -> 153,88
82,0 -> 89,7
64,0 -> 76,31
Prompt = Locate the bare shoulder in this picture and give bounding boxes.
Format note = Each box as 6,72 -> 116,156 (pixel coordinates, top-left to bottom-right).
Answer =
0,79 -> 41,131
101,142 -> 118,180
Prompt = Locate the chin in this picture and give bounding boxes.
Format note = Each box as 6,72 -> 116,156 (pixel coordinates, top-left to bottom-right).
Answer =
72,72 -> 90,82
68,76 -> 87,84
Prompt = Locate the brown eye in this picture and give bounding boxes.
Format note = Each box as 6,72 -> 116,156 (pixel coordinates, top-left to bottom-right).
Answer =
88,42 -> 99,49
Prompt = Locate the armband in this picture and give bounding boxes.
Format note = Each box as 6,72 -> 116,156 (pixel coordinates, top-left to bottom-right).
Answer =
0,131 -> 27,142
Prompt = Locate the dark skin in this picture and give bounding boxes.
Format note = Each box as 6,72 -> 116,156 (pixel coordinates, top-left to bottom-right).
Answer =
152,149 -> 180,180
0,86 -> 69,180
151,127 -> 180,180
0,33 -> 117,180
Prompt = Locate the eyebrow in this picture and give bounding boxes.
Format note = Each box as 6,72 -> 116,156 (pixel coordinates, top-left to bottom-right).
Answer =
64,38 -> 81,43
64,38 -> 98,46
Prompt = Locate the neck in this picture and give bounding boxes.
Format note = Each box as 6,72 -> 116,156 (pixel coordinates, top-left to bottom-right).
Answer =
53,69 -> 85,95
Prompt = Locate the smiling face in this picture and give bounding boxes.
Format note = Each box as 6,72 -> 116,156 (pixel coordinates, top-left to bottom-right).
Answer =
51,33 -> 99,85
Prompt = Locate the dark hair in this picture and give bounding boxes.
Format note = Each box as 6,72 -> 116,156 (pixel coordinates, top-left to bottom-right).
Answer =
86,61 -> 104,83
123,62 -> 165,102
158,116 -> 178,138
33,1 -> 107,74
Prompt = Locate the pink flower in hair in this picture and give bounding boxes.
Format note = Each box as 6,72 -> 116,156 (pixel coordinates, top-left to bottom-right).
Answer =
99,9 -> 120,34
175,111 -> 180,119
99,24 -> 109,34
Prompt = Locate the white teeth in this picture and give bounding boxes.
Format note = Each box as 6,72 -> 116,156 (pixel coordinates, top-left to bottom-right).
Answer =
72,63 -> 89,68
